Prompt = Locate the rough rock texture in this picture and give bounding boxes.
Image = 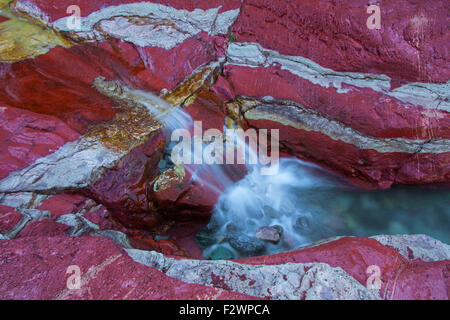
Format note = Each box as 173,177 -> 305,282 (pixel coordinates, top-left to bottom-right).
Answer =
224,0 -> 450,188
2,0 -> 448,190
236,236 -> 449,300
126,248 -> 381,300
84,131 -> 165,230
372,234 -> 450,262
0,105 -> 80,179
231,0 -> 449,83
0,205 -> 23,235
0,236 -> 257,300
0,0 -> 448,300
36,194 -> 86,218
1,225 -> 448,300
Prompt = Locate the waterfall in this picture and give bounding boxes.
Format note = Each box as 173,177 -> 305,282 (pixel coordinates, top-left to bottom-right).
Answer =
141,90 -> 449,260
152,98 -> 345,258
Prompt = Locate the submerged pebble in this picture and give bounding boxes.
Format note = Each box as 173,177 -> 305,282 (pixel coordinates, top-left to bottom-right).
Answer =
227,231 -> 266,256
255,226 -> 281,243
195,230 -> 217,249
209,246 -> 234,260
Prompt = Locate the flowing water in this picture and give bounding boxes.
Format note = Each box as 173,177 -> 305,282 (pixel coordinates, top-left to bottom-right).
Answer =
132,89 -> 237,195
199,158 -> 450,259
151,98 -> 450,260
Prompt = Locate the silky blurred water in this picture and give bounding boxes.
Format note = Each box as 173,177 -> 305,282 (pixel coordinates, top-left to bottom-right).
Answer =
199,158 -> 450,259
153,102 -> 449,259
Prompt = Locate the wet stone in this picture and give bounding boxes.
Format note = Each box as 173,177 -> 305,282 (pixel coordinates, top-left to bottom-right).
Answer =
255,226 -> 281,243
227,231 -> 266,256
209,246 -> 234,260
195,230 -> 217,249
271,225 -> 284,236
225,223 -> 238,233
294,216 -> 311,233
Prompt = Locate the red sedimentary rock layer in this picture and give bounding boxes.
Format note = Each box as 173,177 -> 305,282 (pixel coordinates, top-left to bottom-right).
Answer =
232,0 -> 449,83
237,237 -> 449,300
0,0 -> 448,300
245,117 -> 450,188
0,218 -> 447,300
0,105 -> 80,179
225,64 -> 450,140
0,235 -> 258,300
0,37 -> 217,133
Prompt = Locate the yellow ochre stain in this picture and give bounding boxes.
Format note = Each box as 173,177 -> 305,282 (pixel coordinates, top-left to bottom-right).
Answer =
0,0 -> 72,63
163,67 -> 216,106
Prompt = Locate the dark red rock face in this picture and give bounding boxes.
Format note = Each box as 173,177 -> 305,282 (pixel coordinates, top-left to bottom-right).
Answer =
237,237 -> 449,300
36,194 -> 86,219
0,236 -> 258,300
16,220 -> 70,238
0,0 -> 448,300
84,131 -> 165,230
225,64 -> 450,140
0,105 -> 80,179
232,0 -> 449,83
246,117 -> 450,188
0,206 -> 23,234
0,37 -> 217,133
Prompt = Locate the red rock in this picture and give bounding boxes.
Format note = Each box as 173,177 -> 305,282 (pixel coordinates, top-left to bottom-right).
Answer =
174,175 -> 222,214
232,0 -> 449,83
0,236 -> 258,299
210,75 -> 236,102
84,131 -> 165,230
396,153 -> 450,185
151,170 -> 192,208
171,233 -> 205,259
153,164 -> 246,222
245,117 -> 450,188
110,37 -> 217,93
236,237 -> 449,300
224,64 -> 450,140
183,89 -> 227,134
36,194 -> 86,218
0,46 -> 116,133
0,205 -> 22,234
82,205 -> 127,232
0,106 -> 80,179
107,230 -> 187,257
198,33 -> 230,58
125,231 -> 160,251
157,239 -> 187,257
16,220 -> 69,238
151,167 -> 219,221
383,259 -> 450,300
0,36 -> 217,133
